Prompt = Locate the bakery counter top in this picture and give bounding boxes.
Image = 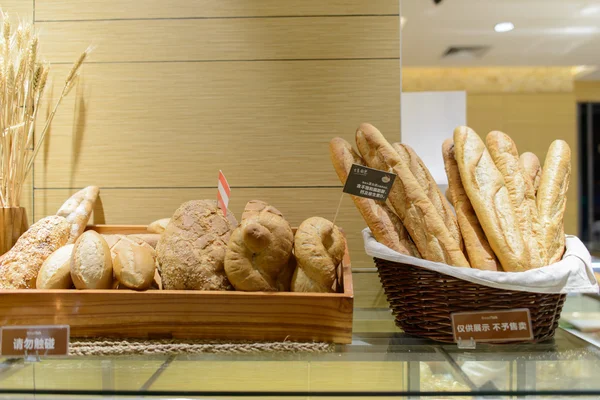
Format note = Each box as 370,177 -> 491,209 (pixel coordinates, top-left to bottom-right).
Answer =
0,289 -> 600,398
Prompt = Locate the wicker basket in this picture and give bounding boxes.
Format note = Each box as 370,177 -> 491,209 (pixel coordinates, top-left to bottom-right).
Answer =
375,257 -> 567,343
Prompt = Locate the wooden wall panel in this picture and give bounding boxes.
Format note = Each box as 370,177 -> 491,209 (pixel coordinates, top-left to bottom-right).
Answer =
37,17 -> 399,63
404,67 -> 574,94
1,1 -> 33,21
30,1 -> 399,274
467,93 -> 578,235
575,81 -> 600,102
34,61 -> 400,188
34,188 -> 374,268
35,0 -> 398,21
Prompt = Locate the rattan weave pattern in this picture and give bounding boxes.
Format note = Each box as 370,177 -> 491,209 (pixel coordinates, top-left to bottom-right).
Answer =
375,257 -> 566,343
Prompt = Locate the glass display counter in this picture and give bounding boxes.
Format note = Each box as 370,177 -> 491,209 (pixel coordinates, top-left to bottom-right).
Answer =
0,272 -> 599,399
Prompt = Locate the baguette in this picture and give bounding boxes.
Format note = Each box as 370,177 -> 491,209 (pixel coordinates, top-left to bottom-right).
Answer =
356,123 -> 469,267
537,140 -> 571,264
392,142 -> 462,250
442,139 -> 500,271
486,131 -> 545,268
519,152 -> 542,195
329,137 -> 419,257
445,188 -> 453,206
453,126 -> 528,272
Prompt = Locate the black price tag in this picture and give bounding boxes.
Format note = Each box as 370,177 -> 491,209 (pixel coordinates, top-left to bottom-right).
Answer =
343,164 -> 396,201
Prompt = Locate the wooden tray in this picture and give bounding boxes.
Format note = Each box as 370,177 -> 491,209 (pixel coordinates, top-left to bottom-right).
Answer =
0,225 -> 354,344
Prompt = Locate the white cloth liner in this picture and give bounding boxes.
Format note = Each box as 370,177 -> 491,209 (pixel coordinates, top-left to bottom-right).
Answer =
362,228 -> 599,294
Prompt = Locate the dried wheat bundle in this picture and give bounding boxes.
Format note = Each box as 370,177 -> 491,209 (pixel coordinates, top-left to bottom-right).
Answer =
0,12 -> 89,207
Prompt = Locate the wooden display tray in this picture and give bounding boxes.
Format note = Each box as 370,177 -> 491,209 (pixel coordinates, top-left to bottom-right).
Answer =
0,225 -> 354,344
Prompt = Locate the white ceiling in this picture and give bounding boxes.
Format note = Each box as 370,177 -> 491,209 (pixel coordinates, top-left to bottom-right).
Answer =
401,0 -> 600,79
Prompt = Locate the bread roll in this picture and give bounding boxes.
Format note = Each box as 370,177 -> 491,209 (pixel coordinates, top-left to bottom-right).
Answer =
102,234 -> 121,249
225,200 -> 294,291
392,142 -> 462,250
36,244 -> 75,289
486,131 -> 545,268
127,234 -> 160,248
537,140 -> 571,264
329,137 -> 419,257
0,216 -> 70,289
453,126 -> 528,272
71,230 -> 113,289
355,123 -> 469,267
520,152 -> 542,195
113,240 -> 156,290
442,139 -> 500,271
291,217 -> 345,293
148,218 -> 170,234
104,234 -> 155,257
56,186 -> 99,244
156,200 -> 237,290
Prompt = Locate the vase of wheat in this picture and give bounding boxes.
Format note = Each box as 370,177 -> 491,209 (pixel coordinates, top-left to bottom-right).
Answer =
0,13 -> 89,255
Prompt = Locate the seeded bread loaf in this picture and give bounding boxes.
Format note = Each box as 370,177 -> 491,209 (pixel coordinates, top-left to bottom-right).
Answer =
156,200 -> 237,290
0,215 -> 70,289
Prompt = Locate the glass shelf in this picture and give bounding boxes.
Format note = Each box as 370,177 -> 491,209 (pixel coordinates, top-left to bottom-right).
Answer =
1,288 -> 600,398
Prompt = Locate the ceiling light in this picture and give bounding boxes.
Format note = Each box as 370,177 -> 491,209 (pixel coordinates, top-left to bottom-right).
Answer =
400,16 -> 407,30
494,22 -> 514,33
581,5 -> 600,15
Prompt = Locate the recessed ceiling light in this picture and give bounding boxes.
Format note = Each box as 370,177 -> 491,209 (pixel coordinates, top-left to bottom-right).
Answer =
494,22 -> 514,33
400,16 -> 407,29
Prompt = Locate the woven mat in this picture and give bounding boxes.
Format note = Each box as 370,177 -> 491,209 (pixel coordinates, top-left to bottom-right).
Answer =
69,338 -> 335,356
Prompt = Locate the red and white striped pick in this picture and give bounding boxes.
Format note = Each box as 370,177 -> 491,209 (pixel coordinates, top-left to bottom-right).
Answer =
217,170 -> 231,217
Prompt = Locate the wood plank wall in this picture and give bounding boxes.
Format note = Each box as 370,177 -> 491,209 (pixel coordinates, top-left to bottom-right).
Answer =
1,1 -> 581,271
3,1 -> 400,270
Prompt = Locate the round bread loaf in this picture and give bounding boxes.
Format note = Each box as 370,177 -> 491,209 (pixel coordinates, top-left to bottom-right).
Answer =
291,217 -> 345,293
113,240 -> 156,290
71,230 -> 113,289
156,200 -> 238,290
224,200 -> 293,291
36,244 -> 75,289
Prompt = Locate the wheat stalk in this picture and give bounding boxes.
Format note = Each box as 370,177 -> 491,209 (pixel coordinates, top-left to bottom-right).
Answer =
0,15 -> 89,207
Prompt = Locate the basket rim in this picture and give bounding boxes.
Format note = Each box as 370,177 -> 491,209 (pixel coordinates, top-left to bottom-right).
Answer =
364,229 -> 598,295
